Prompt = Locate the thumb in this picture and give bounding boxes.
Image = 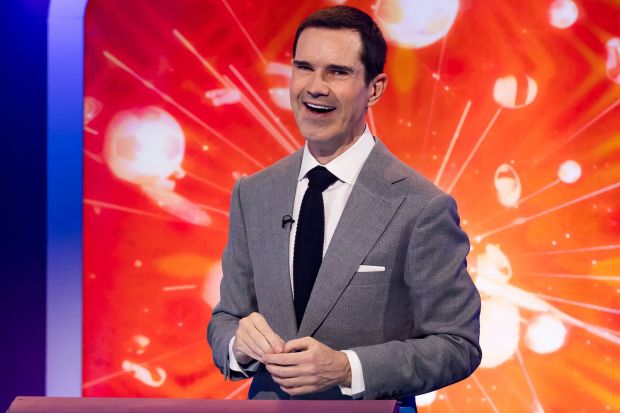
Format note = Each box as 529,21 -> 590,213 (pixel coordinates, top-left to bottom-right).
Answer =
283,337 -> 312,353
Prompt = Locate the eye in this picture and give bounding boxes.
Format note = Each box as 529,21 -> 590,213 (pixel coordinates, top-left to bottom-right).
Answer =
328,67 -> 352,77
295,64 -> 312,71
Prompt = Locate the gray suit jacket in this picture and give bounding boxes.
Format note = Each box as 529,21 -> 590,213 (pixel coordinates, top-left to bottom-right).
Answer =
207,139 -> 481,401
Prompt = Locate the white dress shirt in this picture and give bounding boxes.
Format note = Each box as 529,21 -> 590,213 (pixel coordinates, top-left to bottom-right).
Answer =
229,125 -> 375,398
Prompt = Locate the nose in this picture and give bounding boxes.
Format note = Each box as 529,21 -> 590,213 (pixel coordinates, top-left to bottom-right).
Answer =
306,71 -> 329,98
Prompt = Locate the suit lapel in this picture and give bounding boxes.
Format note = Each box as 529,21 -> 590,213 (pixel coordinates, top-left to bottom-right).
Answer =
298,141 -> 408,338
261,150 -> 302,341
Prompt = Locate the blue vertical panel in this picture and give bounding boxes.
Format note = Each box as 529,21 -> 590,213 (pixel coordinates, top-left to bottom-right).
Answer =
0,0 -> 49,409
46,0 -> 88,397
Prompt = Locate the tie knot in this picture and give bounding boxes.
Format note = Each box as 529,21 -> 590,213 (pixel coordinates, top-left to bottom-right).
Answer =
307,166 -> 338,192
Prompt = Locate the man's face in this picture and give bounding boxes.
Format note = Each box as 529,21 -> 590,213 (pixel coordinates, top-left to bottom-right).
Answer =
290,27 -> 372,154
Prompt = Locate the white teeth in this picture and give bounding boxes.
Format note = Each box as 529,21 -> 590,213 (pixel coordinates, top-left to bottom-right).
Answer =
305,102 -> 335,110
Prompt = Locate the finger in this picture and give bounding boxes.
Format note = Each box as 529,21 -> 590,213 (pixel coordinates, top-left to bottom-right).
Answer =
265,363 -> 306,379
236,318 -> 263,359
244,323 -> 278,356
237,314 -> 279,358
283,337 -> 313,353
263,350 -> 307,366
280,385 -> 317,396
272,374 -> 312,388
234,335 -> 265,363
250,314 -> 285,353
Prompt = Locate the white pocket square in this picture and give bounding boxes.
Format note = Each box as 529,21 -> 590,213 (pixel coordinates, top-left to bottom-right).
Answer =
357,265 -> 386,272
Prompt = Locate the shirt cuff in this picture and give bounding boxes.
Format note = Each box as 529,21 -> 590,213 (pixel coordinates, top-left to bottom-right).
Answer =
338,350 -> 365,398
228,336 -> 260,376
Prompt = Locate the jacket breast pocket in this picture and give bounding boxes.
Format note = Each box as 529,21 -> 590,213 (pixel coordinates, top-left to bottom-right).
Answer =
349,265 -> 391,286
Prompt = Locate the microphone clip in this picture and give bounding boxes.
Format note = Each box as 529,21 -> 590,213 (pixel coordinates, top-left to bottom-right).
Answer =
281,215 -> 295,228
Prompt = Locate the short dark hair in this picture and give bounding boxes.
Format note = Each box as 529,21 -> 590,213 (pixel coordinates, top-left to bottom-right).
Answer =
292,6 -> 387,85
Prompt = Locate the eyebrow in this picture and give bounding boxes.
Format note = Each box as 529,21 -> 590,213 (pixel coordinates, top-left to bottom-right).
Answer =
292,60 -> 355,73
292,59 -> 312,68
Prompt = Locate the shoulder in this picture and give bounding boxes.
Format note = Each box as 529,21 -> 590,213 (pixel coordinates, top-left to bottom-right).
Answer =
374,145 -> 466,242
237,148 -> 303,190
373,139 -> 449,205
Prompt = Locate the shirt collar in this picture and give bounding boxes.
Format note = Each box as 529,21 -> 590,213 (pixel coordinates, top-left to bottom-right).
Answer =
298,124 -> 375,186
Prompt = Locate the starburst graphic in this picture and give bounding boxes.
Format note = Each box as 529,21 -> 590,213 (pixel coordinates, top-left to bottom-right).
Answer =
83,0 -> 620,410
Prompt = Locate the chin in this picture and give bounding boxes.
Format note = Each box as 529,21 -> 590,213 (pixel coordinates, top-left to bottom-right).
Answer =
301,128 -> 335,145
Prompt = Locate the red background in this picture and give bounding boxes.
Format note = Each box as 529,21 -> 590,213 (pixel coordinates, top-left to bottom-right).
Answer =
83,1 -> 620,410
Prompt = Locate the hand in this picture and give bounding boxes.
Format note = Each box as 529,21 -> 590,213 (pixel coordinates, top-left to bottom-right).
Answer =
263,337 -> 352,396
233,312 -> 284,365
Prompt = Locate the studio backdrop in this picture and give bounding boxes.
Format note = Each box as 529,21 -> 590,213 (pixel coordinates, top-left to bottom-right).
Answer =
82,0 -> 620,410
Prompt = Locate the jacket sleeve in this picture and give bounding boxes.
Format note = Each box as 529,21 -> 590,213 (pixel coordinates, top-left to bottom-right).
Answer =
207,178 -> 259,381
352,193 -> 482,399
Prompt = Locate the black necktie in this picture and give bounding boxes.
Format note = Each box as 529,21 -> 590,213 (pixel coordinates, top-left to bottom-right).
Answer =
293,166 -> 338,327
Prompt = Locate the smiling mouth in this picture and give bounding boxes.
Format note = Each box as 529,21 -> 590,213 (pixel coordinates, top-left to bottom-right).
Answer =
303,102 -> 336,114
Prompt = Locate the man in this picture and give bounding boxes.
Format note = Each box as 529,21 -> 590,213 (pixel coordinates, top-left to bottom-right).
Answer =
207,6 -> 481,404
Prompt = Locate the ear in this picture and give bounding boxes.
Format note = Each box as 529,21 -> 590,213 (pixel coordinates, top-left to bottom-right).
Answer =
367,73 -> 388,107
